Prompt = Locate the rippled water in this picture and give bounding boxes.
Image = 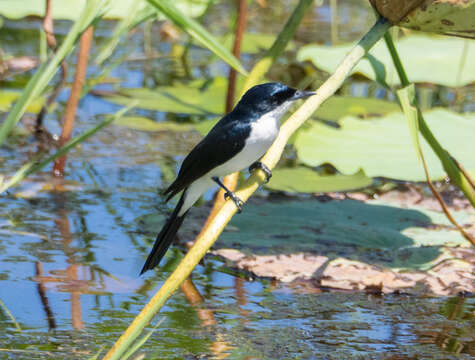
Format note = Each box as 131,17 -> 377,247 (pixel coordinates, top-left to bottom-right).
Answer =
0,1 -> 473,358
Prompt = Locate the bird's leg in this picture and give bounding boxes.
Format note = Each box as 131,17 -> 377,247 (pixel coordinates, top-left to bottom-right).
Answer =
212,177 -> 243,213
249,161 -> 272,183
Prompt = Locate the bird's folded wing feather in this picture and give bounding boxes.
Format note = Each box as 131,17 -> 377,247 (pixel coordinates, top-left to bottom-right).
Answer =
164,120 -> 250,200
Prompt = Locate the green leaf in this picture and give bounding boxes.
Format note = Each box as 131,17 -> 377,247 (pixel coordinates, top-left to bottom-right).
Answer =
298,34 -> 475,87
95,4 -> 156,65
0,90 -> 45,113
101,78 -> 399,122
312,95 -> 400,122
216,199 -> 472,270
101,78 -> 229,115
217,33 -> 295,54
266,167 -> 372,193
0,0 -> 210,20
294,109 -> 475,181
114,116 -> 196,132
0,0 -> 110,146
146,0 -> 247,75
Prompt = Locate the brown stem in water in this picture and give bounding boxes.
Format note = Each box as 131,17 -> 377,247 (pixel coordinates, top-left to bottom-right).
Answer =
35,0 -> 68,134
180,278 -> 216,326
53,25 -> 94,177
35,262 -> 57,330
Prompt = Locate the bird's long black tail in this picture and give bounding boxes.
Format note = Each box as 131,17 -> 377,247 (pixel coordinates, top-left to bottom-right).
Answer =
140,191 -> 188,274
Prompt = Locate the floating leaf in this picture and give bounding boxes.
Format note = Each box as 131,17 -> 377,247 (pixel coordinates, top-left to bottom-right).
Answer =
312,96 -> 400,122
101,77 -> 399,123
101,78 -> 228,115
0,91 -> 44,113
298,34 -> 475,87
114,116 -> 196,132
0,0 -> 210,20
266,167 -> 372,193
294,109 -> 475,181
216,198 -> 472,270
217,33 -> 295,54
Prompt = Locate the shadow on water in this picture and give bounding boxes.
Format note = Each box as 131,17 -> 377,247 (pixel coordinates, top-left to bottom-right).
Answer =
215,198 -> 443,269
0,0 -> 474,358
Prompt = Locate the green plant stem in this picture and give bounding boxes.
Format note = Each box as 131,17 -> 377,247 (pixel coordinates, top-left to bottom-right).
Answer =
384,32 -> 475,207
0,299 -> 21,332
102,16 -> 390,360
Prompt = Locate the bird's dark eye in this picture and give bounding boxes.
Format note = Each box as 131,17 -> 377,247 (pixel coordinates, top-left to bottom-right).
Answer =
273,88 -> 296,104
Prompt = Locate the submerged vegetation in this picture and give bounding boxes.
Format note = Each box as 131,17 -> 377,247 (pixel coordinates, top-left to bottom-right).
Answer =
0,0 -> 474,358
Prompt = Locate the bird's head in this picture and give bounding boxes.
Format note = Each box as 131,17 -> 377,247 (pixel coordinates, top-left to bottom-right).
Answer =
235,82 -> 315,116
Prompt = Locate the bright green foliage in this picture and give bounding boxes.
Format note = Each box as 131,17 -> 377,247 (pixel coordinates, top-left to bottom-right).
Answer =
146,0 -> 247,75
295,109 -> 475,181
298,35 -> 475,87
0,91 -> 44,113
218,33 -> 295,54
104,79 -> 229,115
216,199 -> 472,270
0,0 -> 109,146
311,95 -> 400,122
114,116 -> 196,132
0,0 -> 209,20
101,78 -> 401,121
266,167 -> 372,193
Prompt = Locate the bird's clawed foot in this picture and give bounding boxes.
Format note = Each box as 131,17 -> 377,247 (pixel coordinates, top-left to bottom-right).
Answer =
224,191 -> 243,213
249,161 -> 272,183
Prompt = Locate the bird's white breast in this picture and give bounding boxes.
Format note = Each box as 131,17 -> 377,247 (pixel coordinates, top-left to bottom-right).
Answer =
210,102 -> 291,177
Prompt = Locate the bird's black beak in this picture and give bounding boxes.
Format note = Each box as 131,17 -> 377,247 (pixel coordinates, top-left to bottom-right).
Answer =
291,90 -> 316,100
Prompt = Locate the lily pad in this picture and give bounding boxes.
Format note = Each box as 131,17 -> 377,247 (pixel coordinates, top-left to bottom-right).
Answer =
266,167 -> 372,193
312,96 -> 400,122
0,91 -> 44,113
297,34 -> 475,87
102,78 -> 229,115
0,0 -> 209,20
101,77 -> 400,121
218,33 -> 294,54
216,198 -> 473,270
114,116 -> 196,132
294,109 -> 475,181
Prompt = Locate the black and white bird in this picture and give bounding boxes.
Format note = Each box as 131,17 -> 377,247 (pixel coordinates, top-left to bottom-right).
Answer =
140,82 -> 315,274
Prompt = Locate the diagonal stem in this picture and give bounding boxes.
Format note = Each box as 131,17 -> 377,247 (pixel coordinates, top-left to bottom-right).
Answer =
102,16 -> 390,360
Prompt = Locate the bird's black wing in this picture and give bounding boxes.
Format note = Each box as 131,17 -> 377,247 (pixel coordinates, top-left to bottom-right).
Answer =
164,117 -> 251,201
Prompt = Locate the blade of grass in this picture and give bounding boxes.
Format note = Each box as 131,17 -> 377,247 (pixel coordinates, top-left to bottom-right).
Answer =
0,103 -> 135,194
95,4 -> 156,65
241,0 -> 314,91
146,0 -> 247,75
88,346 -> 105,360
121,318 -> 165,360
397,85 -> 474,244
0,0 -> 110,146
102,17 -> 391,360
384,31 -> 475,208
0,299 -> 21,332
